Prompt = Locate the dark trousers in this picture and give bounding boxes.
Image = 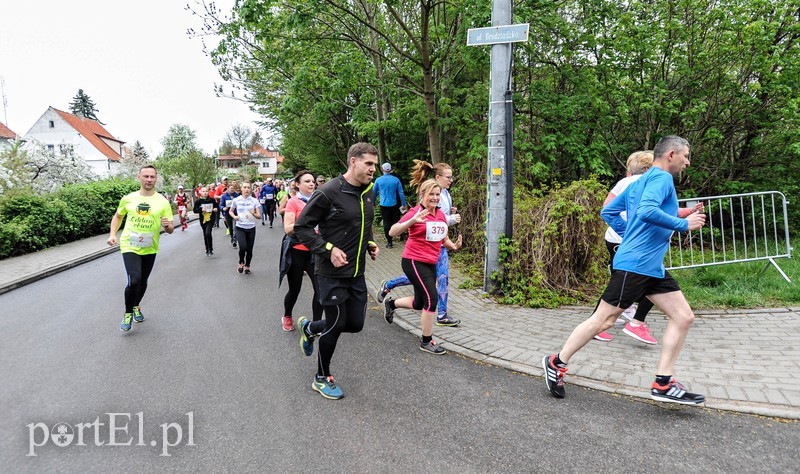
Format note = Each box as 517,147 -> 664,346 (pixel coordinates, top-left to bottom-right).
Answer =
283,248 -> 323,320
235,227 -> 256,266
224,214 -> 237,243
308,275 -> 367,377
122,252 -> 156,313
263,201 -> 276,226
381,205 -> 402,245
200,220 -> 214,252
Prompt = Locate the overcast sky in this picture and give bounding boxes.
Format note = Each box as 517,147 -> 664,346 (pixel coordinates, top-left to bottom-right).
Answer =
0,0 -> 265,156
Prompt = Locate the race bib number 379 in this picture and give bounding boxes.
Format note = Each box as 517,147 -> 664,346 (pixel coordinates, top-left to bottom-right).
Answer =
425,221 -> 447,242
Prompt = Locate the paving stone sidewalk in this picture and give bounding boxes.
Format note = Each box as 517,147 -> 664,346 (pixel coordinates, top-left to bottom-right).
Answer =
2,228 -> 798,419
365,244 -> 800,420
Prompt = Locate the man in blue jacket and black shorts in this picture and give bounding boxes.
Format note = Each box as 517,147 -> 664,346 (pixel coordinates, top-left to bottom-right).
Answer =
543,135 -> 708,405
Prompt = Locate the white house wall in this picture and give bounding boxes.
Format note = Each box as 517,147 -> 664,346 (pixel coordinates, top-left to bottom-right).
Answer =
99,136 -> 123,155
24,109 -> 112,176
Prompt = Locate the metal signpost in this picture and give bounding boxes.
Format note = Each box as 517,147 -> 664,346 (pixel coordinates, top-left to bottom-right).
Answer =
467,3 -> 529,292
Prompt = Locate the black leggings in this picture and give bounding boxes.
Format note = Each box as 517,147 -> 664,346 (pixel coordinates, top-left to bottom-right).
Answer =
235,227 -> 256,266
307,276 -> 367,377
401,258 -> 438,312
283,248 -> 323,320
200,220 -> 214,252
604,240 -> 653,322
122,252 -> 156,313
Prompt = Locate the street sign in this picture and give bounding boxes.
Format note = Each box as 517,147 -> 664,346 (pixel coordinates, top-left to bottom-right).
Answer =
467,23 -> 529,46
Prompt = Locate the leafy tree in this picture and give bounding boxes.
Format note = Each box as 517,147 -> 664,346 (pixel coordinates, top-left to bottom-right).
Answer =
160,124 -> 200,160
131,140 -> 149,161
249,130 -> 263,149
219,140 -> 234,155
116,140 -> 151,179
68,89 -> 103,123
156,124 -> 214,189
225,123 -> 253,166
158,149 -> 216,192
192,0 -> 800,240
191,0 -> 476,165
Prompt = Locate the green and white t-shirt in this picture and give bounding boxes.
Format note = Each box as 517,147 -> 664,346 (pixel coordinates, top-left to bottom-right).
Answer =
116,192 -> 173,255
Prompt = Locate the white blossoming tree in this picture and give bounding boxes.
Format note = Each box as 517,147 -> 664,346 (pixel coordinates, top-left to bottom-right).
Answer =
0,140 -> 96,195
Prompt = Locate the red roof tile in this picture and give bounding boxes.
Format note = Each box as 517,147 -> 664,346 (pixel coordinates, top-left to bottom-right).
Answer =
0,121 -> 17,140
52,107 -> 123,161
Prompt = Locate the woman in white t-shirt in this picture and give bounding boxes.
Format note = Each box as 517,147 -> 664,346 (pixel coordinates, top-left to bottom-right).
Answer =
229,182 -> 262,274
595,150 -> 704,345
594,151 -> 655,343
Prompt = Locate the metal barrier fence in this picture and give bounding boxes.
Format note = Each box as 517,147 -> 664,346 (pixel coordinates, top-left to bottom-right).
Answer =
666,191 -> 793,282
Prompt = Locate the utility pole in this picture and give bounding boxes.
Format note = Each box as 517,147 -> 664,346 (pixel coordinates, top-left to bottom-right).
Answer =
466,4 -> 528,293
483,1 -> 512,293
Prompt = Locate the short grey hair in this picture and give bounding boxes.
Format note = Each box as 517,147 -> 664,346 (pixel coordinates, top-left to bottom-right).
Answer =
653,135 -> 690,160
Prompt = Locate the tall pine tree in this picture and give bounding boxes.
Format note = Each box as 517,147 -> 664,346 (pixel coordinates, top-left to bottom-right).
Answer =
68,89 -> 103,123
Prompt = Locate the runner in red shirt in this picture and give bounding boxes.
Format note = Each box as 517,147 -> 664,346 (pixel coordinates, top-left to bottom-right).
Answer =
173,185 -> 190,231
382,179 -> 462,354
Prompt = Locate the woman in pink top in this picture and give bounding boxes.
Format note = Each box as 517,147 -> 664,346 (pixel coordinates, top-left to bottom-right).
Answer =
384,179 -> 462,355
281,170 -> 324,332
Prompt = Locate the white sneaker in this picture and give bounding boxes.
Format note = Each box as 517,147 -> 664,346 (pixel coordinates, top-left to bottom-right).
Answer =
620,304 -> 637,321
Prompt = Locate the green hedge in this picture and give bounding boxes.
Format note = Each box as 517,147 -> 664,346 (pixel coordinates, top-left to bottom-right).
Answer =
0,178 -> 139,259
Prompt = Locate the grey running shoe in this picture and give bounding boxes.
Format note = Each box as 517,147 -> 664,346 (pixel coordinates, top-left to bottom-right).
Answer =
435,315 -> 460,327
383,298 -> 395,324
419,339 -> 446,355
375,280 -> 390,303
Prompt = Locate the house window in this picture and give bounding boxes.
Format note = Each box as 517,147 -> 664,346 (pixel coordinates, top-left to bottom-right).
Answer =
49,120 -> 55,128
47,144 -> 55,151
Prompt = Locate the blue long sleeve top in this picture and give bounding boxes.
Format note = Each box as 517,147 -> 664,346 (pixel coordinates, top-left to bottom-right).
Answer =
373,174 -> 406,207
600,166 -> 687,278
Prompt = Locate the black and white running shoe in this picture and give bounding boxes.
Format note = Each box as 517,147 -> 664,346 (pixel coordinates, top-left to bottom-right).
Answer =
650,378 -> 705,405
542,354 -> 568,398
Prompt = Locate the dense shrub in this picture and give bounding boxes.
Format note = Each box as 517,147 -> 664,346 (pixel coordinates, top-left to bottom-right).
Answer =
0,178 -> 138,259
454,176 -> 609,308
496,179 -> 609,307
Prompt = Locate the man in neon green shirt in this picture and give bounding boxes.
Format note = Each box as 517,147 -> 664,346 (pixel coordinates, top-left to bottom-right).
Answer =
107,165 -> 174,331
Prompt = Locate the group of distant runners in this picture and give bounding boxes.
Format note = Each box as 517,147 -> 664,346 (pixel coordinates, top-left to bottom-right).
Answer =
108,135 -> 708,406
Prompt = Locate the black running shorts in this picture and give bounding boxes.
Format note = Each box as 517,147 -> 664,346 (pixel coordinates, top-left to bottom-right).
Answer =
315,274 -> 367,306
601,270 -> 681,308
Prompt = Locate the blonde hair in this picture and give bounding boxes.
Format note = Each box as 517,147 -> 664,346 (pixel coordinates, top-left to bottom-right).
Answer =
409,160 -> 452,188
626,151 -> 654,175
416,179 -> 441,205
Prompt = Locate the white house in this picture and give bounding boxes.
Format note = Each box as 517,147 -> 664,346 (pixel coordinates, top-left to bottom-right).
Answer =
216,145 -> 283,180
24,107 -> 123,176
0,121 -> 18,151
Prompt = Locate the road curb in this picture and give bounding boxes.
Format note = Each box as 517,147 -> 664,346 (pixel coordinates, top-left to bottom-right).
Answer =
0,246 -> 119,296
384,297 -> 800,420
0,215 -> 199,296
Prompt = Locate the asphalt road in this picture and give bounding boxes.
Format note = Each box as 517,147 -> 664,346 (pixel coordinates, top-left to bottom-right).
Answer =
1,222 -> 797,472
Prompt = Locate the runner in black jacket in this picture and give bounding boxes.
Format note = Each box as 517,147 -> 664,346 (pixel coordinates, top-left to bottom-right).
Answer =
293,142 -> 380,400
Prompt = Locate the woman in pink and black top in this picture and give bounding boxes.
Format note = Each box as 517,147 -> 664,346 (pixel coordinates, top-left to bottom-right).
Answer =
384,179 -> 462,354
281,170 -> 324,332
